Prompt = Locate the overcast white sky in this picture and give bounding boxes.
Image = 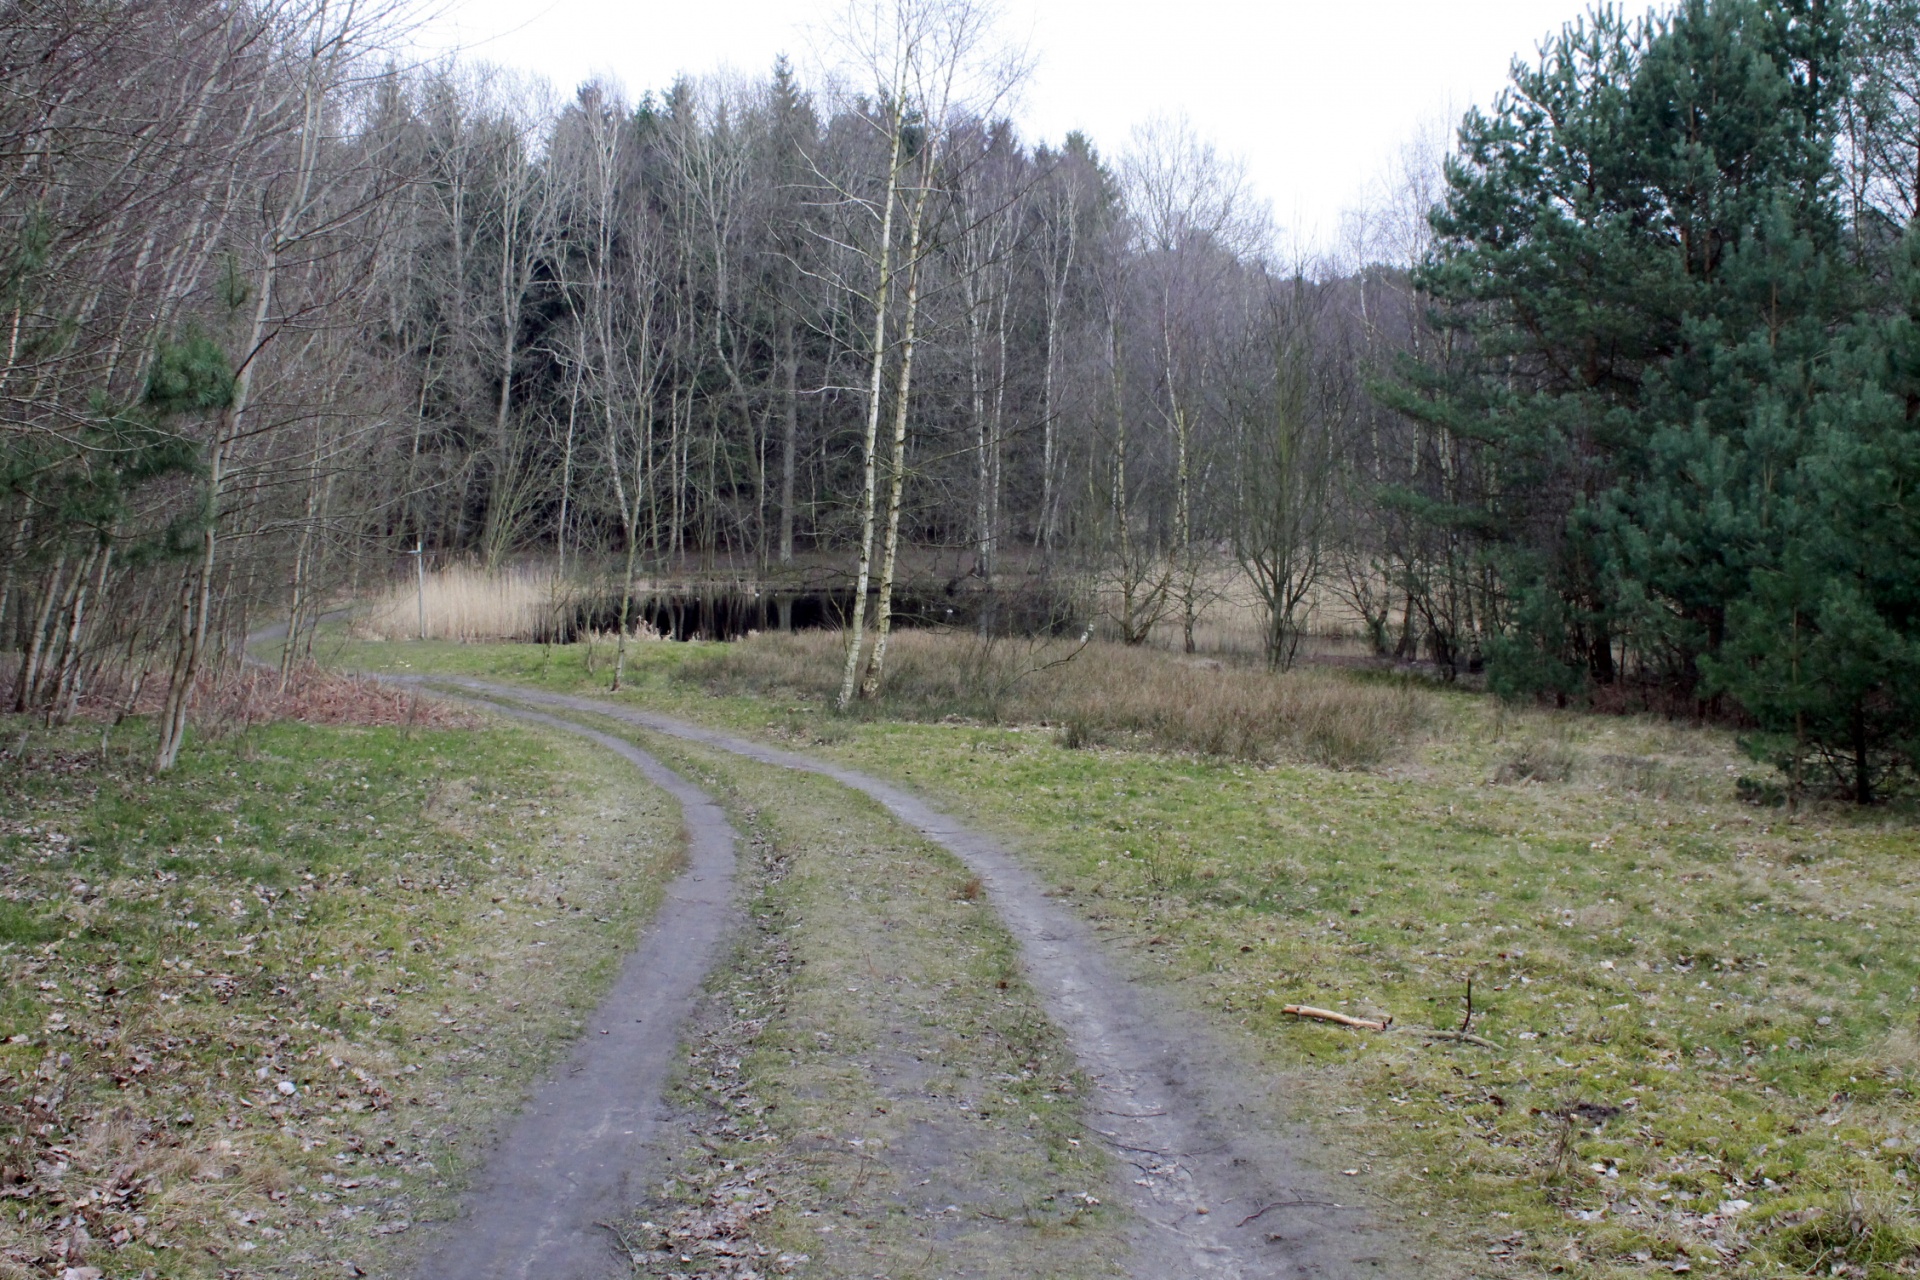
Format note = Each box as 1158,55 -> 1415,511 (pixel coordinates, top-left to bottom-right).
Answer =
407,0 -> 1609,252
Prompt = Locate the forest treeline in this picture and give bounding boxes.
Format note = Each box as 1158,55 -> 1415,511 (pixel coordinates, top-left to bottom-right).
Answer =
3,0 -> 1920,798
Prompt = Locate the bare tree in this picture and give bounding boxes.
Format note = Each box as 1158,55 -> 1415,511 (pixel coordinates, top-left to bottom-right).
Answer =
949,118 -> 1026,585
822,0 -> 1024,707
476,81 -> 561,568
1231,277 -> 1341,671
1093,236 -> 1170,646
1030,136 -> 1102,552
1120,115 -> 1264,652
155,0 -> 400,769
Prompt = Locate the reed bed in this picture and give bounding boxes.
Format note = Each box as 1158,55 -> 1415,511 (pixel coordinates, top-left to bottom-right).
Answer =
351,564 -> 575,643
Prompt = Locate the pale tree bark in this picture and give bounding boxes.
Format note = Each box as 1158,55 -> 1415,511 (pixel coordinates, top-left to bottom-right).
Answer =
834,0 -> 1024,704
51,542 -> 111,725
477,94 -> 559,569
1105,303 -> 1169,646
1121,116 -> 1260,653
556,364 -> 580,578
1232,281 -> 1339,672
859,182 -> 932,699
1035,158 -> 1084,551
834,79 -> 906,710
156,0 -> 368,771
1166,316 -> 1196,651
953,133 -> 1021,584
12,553 -> 68,714
777,308 -> 799,564
155,231 -> 273,771
548,82 -> 662,691
607,291 -> 661,692
278,459 -> 321,690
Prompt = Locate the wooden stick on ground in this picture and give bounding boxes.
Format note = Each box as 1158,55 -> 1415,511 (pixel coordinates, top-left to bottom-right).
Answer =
1282,1005 -> 1391,1032
1420,1027 -> 1505,1050
1281,1002 -> 1503,1048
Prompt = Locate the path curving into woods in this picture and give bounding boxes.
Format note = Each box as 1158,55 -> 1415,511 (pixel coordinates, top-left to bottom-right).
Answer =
435,678 -> 1414,1279
407,700 -> 740,1280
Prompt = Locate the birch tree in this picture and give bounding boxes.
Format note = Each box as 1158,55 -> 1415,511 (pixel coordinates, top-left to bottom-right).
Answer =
826,0 -> 1024,706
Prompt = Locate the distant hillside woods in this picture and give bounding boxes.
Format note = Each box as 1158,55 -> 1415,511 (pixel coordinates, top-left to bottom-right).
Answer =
3,0 -> 1920,796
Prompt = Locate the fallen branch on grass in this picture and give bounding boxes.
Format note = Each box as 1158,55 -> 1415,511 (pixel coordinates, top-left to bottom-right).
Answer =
1280,1004 -> 1504,1049
1419,1027 -> 1505,1050
1283,1005 -> 1391,1031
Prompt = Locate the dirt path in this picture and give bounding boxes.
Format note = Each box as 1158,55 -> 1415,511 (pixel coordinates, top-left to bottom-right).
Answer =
634,735 -> 1133,1278
409,701 -> 740,1280
439,679 -> 1414,1279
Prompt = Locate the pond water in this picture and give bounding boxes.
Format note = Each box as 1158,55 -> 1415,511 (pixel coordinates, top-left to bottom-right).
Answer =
546,584 -> 1083,643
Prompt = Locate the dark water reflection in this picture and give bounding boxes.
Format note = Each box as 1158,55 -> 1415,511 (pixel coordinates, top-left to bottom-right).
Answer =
545,584 -> 1082,643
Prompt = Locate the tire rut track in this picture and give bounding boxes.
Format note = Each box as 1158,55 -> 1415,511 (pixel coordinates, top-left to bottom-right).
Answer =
632,746 -> 1127,1279
410,702 -> 739,1280
437,679 -> 1416,1279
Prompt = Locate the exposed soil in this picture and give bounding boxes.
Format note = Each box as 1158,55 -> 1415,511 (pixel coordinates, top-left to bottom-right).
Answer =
627,746 -> 1128,1279
406,701 -> 741,1280
435,678 -> 1419,1279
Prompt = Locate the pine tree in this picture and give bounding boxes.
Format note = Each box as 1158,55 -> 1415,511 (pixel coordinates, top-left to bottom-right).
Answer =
1393,0 -> 1853,697
1704,230 -> 1920,801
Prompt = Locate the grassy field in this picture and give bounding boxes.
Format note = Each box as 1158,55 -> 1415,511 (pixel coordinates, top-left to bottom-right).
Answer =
0,707 -> 680,1279
329,628 -> 1920,1279
850,705 -> 1920,1279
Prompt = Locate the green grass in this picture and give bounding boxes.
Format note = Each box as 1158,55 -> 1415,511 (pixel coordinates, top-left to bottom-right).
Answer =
329,632 -> 1920,1278
832,717 -> 1920,1277
0,711 -> 680,1279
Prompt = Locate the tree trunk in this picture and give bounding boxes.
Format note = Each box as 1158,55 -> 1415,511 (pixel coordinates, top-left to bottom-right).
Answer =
12,552 -> 67,713
1040,302 -> 1059,550
156,232 -> 277,771
1175,400 -> 1195,653
859,183 -> 931,701
778,310 -> 798,564
968,264 -> 990,578
836,109 -> 905,711
51,544 -> 109,724
611,536 -> 640,692
988,278 -> 1008,587
280,442 -> 323,691
557,371 -> 579,579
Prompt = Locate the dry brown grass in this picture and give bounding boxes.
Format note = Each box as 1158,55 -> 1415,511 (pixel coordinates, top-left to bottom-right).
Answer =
38,661 -> 479,733
1090,564 -> 1375,658
212,664 -> 473,730
351,564 -> 575,643
686,629 -> 1430,769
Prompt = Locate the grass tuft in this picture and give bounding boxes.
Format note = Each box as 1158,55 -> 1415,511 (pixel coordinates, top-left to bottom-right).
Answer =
1493,737 -> 1580,784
